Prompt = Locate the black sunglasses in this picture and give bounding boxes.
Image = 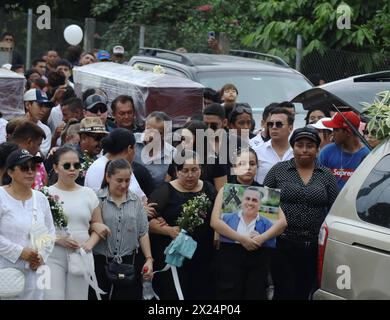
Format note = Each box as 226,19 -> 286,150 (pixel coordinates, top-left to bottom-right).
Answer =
62,162 -> 81,170
267,121 -> 286,129
18,162 -> 38,172
88,104 -> 107,114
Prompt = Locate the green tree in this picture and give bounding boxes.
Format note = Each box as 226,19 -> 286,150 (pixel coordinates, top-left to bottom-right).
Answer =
242,0 -> 390,64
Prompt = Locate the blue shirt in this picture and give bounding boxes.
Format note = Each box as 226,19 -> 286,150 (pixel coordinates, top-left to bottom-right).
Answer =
319,143 -> 370,190
221,212 -> 276,248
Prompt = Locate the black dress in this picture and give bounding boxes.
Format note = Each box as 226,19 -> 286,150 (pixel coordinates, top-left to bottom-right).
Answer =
148,181 -> 217,300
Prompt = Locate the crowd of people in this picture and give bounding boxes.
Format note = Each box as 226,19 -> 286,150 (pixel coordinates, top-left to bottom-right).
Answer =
0,32 -> 381,301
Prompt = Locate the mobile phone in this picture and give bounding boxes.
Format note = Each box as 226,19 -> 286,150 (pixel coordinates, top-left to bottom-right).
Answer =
207,31 -> 215,39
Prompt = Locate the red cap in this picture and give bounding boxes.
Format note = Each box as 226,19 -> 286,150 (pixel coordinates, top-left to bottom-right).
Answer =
322,111 -> 360,130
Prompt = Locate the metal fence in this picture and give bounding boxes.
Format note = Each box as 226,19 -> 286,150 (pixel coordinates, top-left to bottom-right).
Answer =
1,9 -> 389,82
301,49 -> 390,83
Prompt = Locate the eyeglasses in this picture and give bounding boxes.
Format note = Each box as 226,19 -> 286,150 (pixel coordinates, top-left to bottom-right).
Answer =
18,162 -> 38,172
61,162 -> 81,170
87,104 -> 107,114
266,121 -> 286,129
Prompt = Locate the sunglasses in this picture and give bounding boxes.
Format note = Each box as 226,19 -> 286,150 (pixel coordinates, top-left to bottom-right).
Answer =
234,105 -> 252,114
88,104 -> 107,114
267,121 -> 286,129
61,162 -> 81,170
18,162 -> 38,172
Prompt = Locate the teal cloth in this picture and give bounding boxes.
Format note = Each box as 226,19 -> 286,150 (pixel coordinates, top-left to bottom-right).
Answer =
164,230 -> 197,267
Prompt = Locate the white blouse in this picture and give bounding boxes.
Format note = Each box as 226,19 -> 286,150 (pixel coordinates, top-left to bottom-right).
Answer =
0,187 -> 55,269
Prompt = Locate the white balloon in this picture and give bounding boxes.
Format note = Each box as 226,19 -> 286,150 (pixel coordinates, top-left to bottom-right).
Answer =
64,25 -> 83,45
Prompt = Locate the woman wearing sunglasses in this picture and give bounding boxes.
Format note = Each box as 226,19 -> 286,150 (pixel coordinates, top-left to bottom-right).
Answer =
45,145 -> 109,300
0,149 -> 55,299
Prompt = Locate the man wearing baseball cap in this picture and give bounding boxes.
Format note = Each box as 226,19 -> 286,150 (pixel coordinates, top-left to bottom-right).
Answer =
83,94 -> 116,133
111,45 -> 125,64
23,88 -> 54,158
318,111 -> 370,190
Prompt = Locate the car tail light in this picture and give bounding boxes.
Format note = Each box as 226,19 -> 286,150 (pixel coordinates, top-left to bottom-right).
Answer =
318,222 -> 329,287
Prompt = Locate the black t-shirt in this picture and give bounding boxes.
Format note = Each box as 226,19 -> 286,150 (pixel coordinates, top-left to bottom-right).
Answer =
132,161 -> 154,197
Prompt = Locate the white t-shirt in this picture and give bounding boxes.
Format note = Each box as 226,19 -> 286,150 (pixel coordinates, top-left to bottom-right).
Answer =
48,185 -> 99,243
47,105 -> 63,134
37,120 -> 52,158
84,156 -> 146,201
0,117 -> 7,143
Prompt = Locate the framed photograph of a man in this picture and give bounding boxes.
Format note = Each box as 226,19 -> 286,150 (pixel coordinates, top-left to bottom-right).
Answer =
219,184 -> 281,245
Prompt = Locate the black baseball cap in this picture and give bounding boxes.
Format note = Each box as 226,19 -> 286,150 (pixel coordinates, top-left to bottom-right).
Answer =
289,127 -> 321,147
6,149 -> 43,170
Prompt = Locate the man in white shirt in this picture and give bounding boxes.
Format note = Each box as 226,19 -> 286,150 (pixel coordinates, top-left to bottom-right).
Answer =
84,128 -> 146,201
250,103 -> 278,149
254,108 -> 294,184
23,88 -> 53,157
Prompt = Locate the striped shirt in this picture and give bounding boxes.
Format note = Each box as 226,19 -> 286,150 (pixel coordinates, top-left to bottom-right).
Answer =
93,188 -> 149,258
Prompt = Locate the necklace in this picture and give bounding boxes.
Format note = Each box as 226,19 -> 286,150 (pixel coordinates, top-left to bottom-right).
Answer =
339,148 -> 356,173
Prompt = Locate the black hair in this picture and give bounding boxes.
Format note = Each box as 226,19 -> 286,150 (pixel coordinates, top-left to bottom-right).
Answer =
32,78 -> 46,90
0,142 -> 18,170
204,88 -> 221,103
234,146 -> 258,164
174,150 -> 201,172
32,58 -> 45,66
101,128 -> 135,155
101,158 -> 131,189
262,103 -> 279,121
305,108 -> 331,125
220,83 -> 238,98
61,97 -> 83,113
11,64 -> 24,72
203,103 -> 225,120
25,68 -> 40,80
52,145 -> 79,165
11,121 -> 46,142
190,114 -> 203,121
278,101 -> 295,111
56,59 -> 72,69
60,86 -> 76,104
47,70 -> 66,88
1,32 -> 14,41
65,46 -> 82,64
228,103 -> 253,125
270,107 -> 295,125
111,95 -> 134,114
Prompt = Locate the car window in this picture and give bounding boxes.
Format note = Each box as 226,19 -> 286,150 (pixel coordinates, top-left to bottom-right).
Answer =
197,71 -> 312,111
356,154 -> 390,229
198,71 -> 311,129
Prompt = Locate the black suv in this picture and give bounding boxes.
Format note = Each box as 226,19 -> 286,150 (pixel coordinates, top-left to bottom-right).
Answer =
129,48 -> 312,119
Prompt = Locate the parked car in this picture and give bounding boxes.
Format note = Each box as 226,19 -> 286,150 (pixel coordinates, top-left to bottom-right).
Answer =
129,48 -> 312,127
314,136 -> 390,300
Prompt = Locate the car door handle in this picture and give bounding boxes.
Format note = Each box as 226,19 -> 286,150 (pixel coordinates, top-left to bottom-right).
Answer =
352,243 -> 390,256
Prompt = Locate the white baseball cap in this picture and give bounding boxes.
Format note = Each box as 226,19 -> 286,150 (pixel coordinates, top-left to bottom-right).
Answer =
113,45 -> 124,55
309,117 -> 333,131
